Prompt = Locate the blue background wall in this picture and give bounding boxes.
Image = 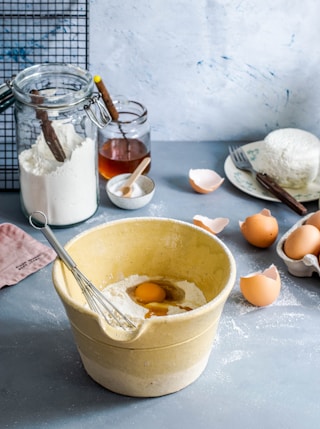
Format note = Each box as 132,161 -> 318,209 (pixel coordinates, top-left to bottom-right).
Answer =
90,0 -> 320,141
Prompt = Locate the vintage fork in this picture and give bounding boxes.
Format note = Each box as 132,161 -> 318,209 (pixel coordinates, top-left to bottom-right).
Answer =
228,145 -> 308,216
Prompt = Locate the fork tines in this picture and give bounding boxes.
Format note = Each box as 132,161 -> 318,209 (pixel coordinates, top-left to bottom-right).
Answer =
228,145 -> 248,163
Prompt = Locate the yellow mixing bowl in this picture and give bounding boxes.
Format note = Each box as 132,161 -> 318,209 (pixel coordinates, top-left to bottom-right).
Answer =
52,217 -> 236,397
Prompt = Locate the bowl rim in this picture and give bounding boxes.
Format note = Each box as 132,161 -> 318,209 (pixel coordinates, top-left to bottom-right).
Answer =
52,217 -> 237,323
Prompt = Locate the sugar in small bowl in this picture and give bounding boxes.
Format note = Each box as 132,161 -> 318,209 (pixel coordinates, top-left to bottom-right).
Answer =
106,173 -> 155,209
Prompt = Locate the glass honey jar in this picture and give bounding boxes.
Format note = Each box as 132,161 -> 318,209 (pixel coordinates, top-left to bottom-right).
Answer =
97,97 -> 151,179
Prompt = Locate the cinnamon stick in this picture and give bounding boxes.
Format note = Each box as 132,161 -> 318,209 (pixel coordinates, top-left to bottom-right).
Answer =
30,89 -> 66,162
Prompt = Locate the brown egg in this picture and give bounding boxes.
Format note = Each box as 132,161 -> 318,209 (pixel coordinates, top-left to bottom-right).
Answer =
305,211 -> 320,230
239,208 -> 279,248
189,168 -> 224,194
283,224 -> 320,260
193,215 -> 229,234
240,264 -> 281,307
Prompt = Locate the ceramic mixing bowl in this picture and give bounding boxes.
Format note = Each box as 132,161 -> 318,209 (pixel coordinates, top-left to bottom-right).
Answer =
52,217 -> 236,397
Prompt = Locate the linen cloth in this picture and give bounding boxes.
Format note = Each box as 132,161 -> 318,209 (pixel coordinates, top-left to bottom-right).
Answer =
0,223 -> 56,288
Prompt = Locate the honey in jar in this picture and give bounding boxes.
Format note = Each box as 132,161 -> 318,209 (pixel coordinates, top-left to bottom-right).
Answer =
99,138 -> 150,179
98,98 -> 151,179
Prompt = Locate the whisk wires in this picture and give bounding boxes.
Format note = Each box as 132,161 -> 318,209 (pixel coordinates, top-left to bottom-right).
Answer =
71,268 -> 136,329
29,211 -> 136,331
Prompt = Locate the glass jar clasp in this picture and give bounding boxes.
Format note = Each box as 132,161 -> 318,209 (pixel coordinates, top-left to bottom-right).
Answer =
84,93 -> 111,129
0,77 -> 15,114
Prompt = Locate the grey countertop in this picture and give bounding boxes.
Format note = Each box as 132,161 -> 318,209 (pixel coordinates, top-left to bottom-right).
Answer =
1,141 -> 320,429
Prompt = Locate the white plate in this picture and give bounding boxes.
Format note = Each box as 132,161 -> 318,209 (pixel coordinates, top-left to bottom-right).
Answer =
224,141 -> 320,203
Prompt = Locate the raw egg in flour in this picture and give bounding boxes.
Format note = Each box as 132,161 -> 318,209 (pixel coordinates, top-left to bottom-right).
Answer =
189,169 -> 224,194
131,279 -> 192,318
134,282 -> 166,304
240,264 -> 281,307
239,208 -> 278,248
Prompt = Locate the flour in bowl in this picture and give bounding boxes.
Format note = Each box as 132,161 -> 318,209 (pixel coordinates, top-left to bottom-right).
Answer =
100,274 -> 207,324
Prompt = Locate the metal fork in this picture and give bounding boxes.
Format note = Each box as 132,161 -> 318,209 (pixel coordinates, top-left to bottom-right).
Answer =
228,145 -> 307,216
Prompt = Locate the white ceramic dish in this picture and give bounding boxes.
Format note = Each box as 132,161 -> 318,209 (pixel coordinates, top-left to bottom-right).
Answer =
106,173 -> 155,210
276,212 -> 320,277
224,141 -> 320,203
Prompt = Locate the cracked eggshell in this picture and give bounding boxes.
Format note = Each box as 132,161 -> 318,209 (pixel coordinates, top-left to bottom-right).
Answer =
240,264 -> 281,307
189,169 -> 224,194
239,208 -> 278,248
193,215 -> 229,234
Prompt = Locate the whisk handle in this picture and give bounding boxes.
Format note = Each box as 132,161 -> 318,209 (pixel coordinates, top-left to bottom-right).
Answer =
29,211 -> 76,271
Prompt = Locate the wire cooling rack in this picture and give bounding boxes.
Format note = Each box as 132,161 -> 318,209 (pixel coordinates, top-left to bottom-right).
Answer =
0,0 -> 90,191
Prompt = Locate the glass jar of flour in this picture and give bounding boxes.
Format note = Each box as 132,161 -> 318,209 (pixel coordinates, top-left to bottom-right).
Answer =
13,63 -> 101,227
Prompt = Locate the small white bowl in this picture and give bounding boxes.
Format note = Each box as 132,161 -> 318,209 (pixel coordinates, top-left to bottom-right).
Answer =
106,173 -> 155,210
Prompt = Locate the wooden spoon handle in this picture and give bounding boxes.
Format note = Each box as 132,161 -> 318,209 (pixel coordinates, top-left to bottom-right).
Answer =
256,172 -> 308,216
123,157 -> 151,188
93,75 -> 119,121
120,157 -> 151,197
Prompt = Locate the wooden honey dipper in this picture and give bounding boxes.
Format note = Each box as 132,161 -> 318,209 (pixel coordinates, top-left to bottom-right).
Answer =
93,75 -> 129,143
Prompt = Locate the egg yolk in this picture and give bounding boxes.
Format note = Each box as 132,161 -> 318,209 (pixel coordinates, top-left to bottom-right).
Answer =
134,282 -> 166,304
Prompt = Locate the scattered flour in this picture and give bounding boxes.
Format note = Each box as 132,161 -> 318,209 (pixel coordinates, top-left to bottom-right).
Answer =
147,200 -> 167,216
220,349 -> 252,365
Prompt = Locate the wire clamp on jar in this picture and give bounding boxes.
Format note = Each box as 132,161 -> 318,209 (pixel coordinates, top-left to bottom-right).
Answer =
84,93 -> 111,129
0,78 -> 15,113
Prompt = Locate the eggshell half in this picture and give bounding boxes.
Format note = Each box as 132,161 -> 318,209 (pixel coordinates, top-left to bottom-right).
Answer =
189,169 -> 224,194
240,264 -> 281,307
193,215 -> 229,234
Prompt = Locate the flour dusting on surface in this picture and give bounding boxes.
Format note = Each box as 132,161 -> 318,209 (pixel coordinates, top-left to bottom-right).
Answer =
147,200 -> 167,216
210,260 -> 320,386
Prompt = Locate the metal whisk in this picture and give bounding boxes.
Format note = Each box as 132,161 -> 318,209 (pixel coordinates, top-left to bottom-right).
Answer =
29,211 -> 136,330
